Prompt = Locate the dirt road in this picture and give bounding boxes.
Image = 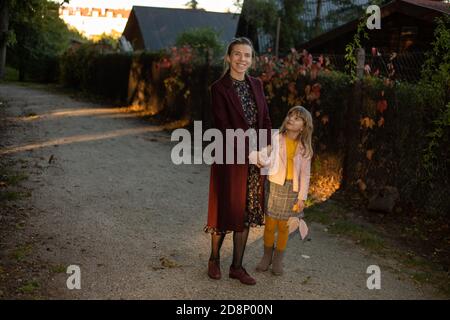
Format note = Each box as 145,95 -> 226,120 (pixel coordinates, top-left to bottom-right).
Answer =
0,83 -> 443,299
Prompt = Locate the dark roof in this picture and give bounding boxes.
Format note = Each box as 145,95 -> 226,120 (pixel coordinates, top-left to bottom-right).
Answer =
402,0 -> 450,14
124,6 -> 239,51
300,0 -> 449,51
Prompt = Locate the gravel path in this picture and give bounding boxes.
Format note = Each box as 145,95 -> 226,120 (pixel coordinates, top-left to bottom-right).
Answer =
0,83 -> 442,299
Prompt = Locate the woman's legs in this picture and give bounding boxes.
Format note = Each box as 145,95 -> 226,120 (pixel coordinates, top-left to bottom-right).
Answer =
231,227 -> 249,269
228,212 -> 257,285
209,232 -> 226,261
208,232 -> 225,280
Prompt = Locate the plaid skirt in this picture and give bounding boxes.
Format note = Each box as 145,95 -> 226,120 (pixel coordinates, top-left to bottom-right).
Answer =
265,179 -> 305,221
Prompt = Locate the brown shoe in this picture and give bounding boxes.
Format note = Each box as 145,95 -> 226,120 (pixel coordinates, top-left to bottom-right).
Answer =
229,265 -> 256,285
208,259 -> 221,280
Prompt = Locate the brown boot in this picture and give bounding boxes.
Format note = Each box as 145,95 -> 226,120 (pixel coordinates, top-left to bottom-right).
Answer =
271,249 -> 285,276
256,246 -> 273,272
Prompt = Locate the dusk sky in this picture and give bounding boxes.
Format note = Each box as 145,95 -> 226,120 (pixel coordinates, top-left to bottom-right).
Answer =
61,0 -> 241,13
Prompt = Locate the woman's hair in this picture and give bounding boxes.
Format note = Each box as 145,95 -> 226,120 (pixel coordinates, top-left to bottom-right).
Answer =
222,37 -> 256,76
279,106 -> 314,159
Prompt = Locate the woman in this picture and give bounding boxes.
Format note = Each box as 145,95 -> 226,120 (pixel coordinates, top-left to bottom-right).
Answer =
204,37 -> 272,285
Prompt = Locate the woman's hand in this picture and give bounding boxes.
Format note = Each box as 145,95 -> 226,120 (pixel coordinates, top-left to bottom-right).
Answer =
256,154 -> 265,168
255,145 -> 272,168
292,199 -> 305,213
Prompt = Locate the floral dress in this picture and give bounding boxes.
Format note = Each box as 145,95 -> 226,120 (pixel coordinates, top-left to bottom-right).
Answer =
231,76 -> 264,228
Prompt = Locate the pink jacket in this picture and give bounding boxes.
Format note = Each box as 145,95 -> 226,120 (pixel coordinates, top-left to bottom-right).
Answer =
249,131 -> 312,201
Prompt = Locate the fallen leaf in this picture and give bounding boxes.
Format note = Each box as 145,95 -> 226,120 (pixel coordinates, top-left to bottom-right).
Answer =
159,257 -> 181,268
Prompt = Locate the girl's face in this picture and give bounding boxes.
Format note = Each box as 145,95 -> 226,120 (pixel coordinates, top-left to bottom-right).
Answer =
285,112 -> 305,133
226,44 -> 253,76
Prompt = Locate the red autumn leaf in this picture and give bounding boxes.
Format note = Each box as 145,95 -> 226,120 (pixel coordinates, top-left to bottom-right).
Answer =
377,100 -> 388,113
311,83 -> 321,99
378,117 -> 385,127
371,47 -> 377,56
310,63 -> 320,80
288,82 -> 297,94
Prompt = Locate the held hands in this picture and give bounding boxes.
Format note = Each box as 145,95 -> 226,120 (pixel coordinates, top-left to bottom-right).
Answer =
255,145 -> 272,168
292,199 -> 305,213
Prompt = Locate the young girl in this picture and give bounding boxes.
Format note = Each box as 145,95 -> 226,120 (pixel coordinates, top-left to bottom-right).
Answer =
252,105 -> 313,275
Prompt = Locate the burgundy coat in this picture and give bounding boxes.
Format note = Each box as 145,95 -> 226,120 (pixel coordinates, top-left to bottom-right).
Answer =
206,73 -> 272,232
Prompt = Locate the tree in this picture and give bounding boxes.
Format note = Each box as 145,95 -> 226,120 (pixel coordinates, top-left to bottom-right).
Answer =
235,0 -> 305,55
0,0 -> 11,79
175,27 -> 224,62
0,0 -> 76,81
185,0 -> 199,9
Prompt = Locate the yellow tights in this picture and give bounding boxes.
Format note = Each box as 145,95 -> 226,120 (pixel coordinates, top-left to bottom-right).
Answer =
264,215 -> 289,251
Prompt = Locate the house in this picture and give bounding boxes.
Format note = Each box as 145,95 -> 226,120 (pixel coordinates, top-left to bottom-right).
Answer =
59,6 -> 131,38
121,6 -> 240,51
299,0 -> 450,54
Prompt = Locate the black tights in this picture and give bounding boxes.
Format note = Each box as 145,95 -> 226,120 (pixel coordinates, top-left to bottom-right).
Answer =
209,213 -> 250,269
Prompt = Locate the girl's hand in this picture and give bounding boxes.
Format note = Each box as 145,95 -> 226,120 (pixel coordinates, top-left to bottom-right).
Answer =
292,199 -> 305,213
256,145 -> 272,168
256,153 -> 264,168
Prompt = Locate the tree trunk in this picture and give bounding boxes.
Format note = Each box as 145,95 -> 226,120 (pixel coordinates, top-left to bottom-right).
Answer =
0,0 -> 9,80
314,0 -> 322,37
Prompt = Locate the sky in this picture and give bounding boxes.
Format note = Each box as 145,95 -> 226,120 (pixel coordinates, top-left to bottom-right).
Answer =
60,0 -> 241,13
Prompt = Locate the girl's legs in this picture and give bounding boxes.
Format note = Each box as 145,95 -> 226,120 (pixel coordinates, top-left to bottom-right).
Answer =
263,215 -> 277,248
276,219 -> 289,251
256,215 -> 276,271
272,219 -> 289,275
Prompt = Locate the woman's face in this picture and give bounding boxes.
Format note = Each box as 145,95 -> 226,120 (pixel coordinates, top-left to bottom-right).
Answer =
285,112 -> 305,133
226,44 -> 253,76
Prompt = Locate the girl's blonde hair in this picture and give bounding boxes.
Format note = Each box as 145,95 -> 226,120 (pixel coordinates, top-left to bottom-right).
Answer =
222,37 -> 256,76
279,106 -> 314,159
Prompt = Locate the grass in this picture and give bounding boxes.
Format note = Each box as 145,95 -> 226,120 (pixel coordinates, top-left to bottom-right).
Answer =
331,220 -> 386,251
12,244 -> 33,262
3,66 -> 19,82
0,190 -> 31,202
305,199 -> 450,297
0,168 -> 28,186
50,264 -> 67,274
18,280 -> 40,294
